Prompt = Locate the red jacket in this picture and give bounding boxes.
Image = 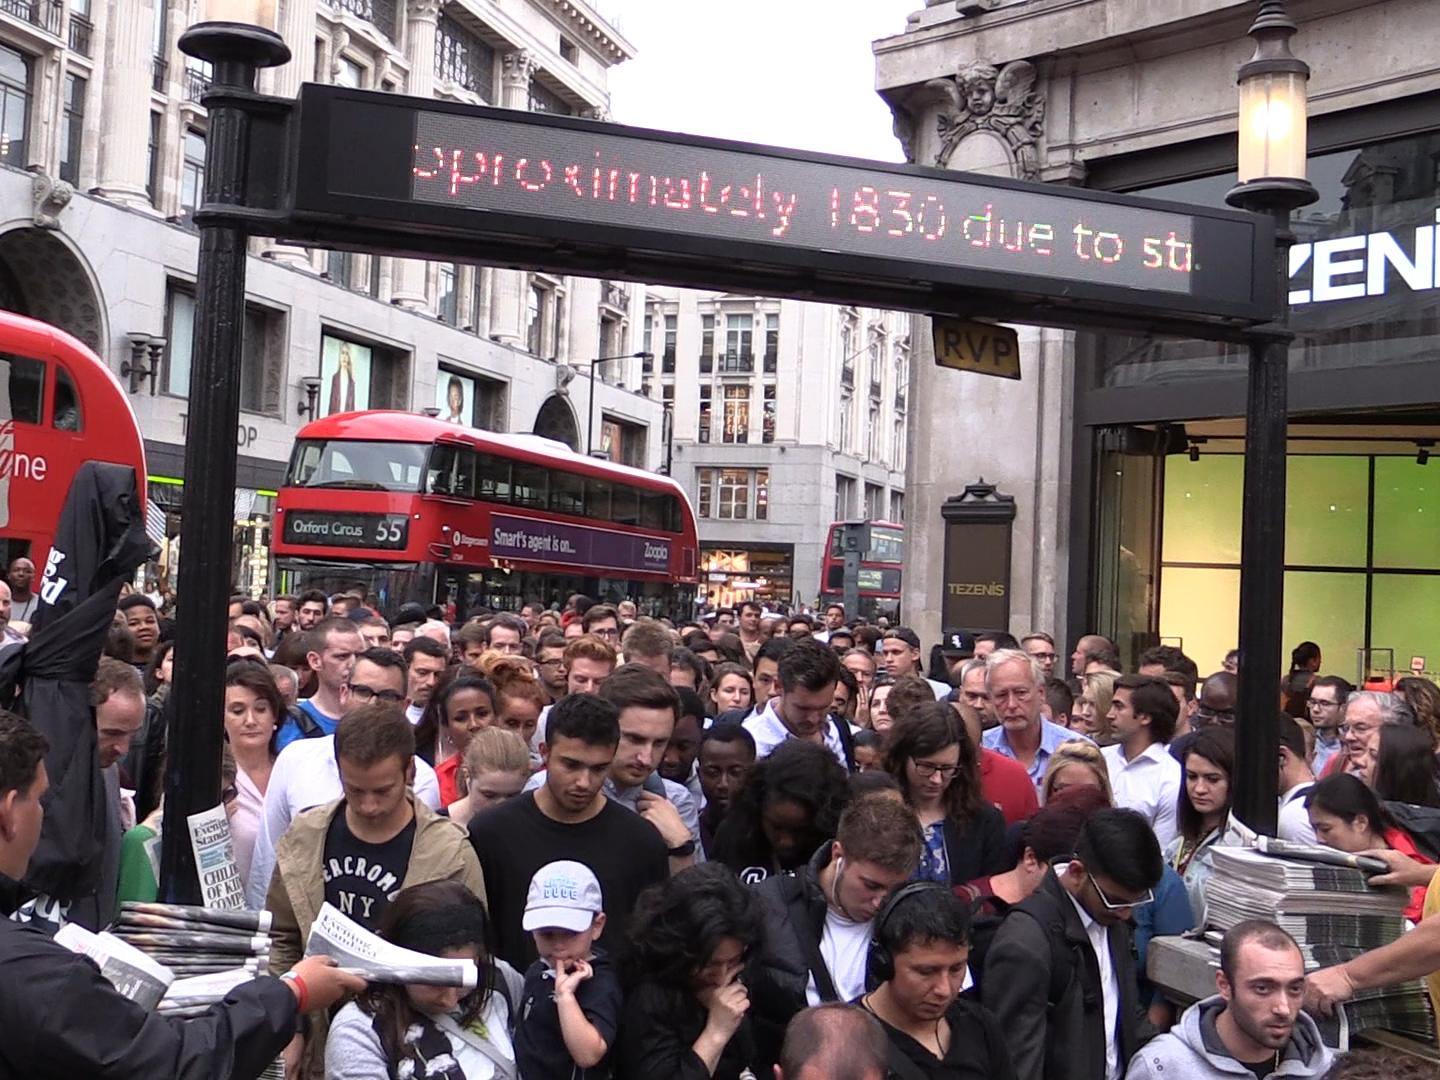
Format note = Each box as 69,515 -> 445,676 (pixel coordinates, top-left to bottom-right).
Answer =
981,748 -> 1039,824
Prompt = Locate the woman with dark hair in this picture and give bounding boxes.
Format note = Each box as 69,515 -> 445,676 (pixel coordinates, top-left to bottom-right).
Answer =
710,739 -> 849,883
885,702 -> 1008,886
711,633 -> 748,667
708,662 -> 754,718
1283,641 -> 1323,718
417,673 -> 497,806
615,863 -> 764,1080
1307,773 -> 1435,921
327,879 -> 522,1079
124,639 -> 178,821
270,631 -> 316,698
1166,727 -> 1235,921
224,661 -> 285,887
1395,675 -> 1440,749
1370,723 -> 1440,808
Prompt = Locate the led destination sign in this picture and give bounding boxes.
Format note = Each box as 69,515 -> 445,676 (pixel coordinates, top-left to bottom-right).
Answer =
283,511 -> 409,551
291,87 -> 1276,329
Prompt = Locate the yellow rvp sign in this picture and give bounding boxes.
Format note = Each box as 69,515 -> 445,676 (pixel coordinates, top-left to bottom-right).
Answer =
932,318 -> 1021,380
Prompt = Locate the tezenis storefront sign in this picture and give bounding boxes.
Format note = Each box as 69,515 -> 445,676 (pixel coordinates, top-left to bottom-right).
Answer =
940,483 -> 1016,634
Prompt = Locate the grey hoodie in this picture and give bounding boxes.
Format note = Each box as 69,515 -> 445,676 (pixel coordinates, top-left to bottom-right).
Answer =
1124,995 -> 1333,1080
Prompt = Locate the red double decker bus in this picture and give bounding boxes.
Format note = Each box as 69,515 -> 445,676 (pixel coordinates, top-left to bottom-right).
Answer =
272,411 -> 699,619
0,311 -> 147,572
818,520 -> 904,621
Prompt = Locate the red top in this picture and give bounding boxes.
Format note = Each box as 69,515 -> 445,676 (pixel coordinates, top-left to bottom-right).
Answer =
435,753 -> 463,807
981,748 -> 1039,824
1383,826 -> 1434,921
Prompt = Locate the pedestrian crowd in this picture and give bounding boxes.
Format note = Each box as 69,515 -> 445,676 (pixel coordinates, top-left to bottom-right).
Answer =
0,563 -> 1437,1080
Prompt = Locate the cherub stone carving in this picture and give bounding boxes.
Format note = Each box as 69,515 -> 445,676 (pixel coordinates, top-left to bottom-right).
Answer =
925,59 -> 1045,178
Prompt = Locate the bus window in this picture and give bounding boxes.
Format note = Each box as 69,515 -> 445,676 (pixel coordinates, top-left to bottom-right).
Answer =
426,444 -> 474,497
1,352 -> 44,424
585,476 -> 612,520
53,364 -> 82,431
287,439 -> 426,491
512,461 -> 548,508
611,483 -> 639,526
476,452 -> 511,503
639,490 -> 668,531
551,469 -> 585,515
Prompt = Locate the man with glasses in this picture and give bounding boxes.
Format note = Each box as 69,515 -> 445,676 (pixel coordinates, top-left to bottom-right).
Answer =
581,604 -> 623,646
1022,632 -> 1059,681
1171,671 -> 1238,765
1305,676 -> 1352,775
985,808 -> 1163,1080
982,649 -> 1091,797
246,647 -> 440,909
1340,690 -> 1417,777
534,630 -> 569,703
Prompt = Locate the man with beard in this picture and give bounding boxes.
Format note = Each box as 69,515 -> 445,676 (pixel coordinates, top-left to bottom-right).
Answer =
1125,921 -> 1331,1079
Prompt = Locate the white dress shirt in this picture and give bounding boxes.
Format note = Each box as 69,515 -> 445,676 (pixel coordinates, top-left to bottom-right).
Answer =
1278,780 -> 1318,844
244,734 -> 440,910
743,700 -> 848,768
1102,741 -> 1183,849
1064,878 -> 1120,1080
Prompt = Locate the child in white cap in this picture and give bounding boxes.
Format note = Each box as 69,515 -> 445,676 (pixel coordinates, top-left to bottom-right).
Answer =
514,859 -> 624,1079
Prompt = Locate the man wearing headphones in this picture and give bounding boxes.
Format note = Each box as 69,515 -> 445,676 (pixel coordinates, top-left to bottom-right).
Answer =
860,883 -> 1016,1079
750,792 -> 923,1069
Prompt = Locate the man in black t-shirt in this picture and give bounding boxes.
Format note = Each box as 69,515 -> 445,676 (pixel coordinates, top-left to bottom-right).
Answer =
468,694 -> 670,969
321,805 -> 415,928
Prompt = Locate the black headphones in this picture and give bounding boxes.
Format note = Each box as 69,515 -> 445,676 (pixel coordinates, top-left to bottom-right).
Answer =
865,881 -> 951,988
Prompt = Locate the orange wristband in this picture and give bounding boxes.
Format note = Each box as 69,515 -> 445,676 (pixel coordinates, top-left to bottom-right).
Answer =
283,971 -> 310,1013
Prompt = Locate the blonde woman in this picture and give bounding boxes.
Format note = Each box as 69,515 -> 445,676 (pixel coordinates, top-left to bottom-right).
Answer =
443,727 -> 531,828
1071,669 -> 1120,745
1040,740 -> 1115,805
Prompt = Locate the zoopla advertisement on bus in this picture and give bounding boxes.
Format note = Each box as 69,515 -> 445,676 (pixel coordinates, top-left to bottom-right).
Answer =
483,513 -> 671,574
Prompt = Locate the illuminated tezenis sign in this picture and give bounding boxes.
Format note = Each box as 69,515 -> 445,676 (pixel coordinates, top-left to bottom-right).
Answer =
289,87 -> 1275,329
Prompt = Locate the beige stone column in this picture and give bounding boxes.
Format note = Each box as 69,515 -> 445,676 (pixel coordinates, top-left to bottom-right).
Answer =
387,0 -> 441,310
485,49 -> 536,345
94,0 -> 158,206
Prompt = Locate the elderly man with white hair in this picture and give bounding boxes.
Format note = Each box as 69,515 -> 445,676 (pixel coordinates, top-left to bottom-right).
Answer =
980,648 -> 1091,798
1339,689 -> 1416,777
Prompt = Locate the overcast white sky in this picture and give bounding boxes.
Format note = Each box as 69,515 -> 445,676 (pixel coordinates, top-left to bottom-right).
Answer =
605,0 -> 918,163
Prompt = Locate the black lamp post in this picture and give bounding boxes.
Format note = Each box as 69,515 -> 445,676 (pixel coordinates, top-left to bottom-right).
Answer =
1225,0 -> 1318,836
585,351 -> 652,457
157,11 -> 290,903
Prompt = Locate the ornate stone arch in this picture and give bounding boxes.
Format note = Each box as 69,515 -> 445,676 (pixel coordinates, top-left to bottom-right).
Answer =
534,393 -> 580,450
0,223 -> 108,353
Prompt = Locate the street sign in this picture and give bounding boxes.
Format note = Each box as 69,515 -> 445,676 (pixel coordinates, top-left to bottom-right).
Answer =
932,318 -> 1021,379
279,86 -> 1278,337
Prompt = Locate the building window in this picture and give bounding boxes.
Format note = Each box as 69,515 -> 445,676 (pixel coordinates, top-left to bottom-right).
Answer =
180,128 -> 205,216
559,36 -> 578,64
755,469 -> 769,521
764,312 -> 779,373
698,385 -> 711,444
763,384 -> 776,444
58,73 -> 84,184
890,491 -> 905,523
469,267 -> 488,333
366,255 -> 383,299
598,314 -> 621,367
723,314 -> 753,371
722,385 -> 749,444
717,469 -> 752,520
436,14 -> 495,101
334,55 -> 364,87
642,315 -> 653,370
164,287 -> 195,396
662,384 -> 674,405
0,45 -> 30,167
437,263 -> 458,325
838,393 -> 851,451
146,112 -> 160,205
893,419 -> 905,472
326,249 -> 355,288
151,2 -> 167,91
662,314 -> 677,373
835,475 -> 856,520
700,314 -> 714,373
239,304 -> 283,416
528,78 -> 571,115
696,468 -> 713,519
864,483 -> 884,520
525,281 -> 557,355
867,405 -> 881,461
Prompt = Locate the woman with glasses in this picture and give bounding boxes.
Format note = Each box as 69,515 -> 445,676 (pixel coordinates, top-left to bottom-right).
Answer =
443,726 -> 532,828
885,702 -> 1008,886
417,673 -> 497,807
615,863 -> 764,1080
1167,727 -> 1235,922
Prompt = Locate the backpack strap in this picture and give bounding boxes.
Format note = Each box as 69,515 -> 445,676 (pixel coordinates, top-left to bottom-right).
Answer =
288,703 -> 324,739
785,878 -> 842,1002
1012,888 -> 1082,1008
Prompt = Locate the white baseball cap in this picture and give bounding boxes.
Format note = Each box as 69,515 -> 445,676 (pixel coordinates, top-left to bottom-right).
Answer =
523,860 -> 604,932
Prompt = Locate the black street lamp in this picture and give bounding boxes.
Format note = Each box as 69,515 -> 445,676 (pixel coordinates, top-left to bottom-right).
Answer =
157,8 -> 290,903
585,352 -> 652,457
1225,0 -> 1318,836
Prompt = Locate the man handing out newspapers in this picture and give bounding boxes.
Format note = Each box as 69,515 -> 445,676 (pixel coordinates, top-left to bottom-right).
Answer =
0,711 -> 367,1079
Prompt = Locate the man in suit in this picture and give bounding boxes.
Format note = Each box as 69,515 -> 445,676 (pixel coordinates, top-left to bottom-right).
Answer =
983,808 -> 1162,1080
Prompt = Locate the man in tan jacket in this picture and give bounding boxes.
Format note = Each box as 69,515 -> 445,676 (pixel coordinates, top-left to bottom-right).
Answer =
265,703 -> 485,1077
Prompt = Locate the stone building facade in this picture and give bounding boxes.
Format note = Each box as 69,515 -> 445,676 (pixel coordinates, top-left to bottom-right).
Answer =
877,0 -> 1440,676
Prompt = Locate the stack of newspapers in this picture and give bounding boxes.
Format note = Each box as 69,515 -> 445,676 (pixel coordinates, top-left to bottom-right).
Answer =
1200,843 -> 1435,1046
113,901 -> 272,989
